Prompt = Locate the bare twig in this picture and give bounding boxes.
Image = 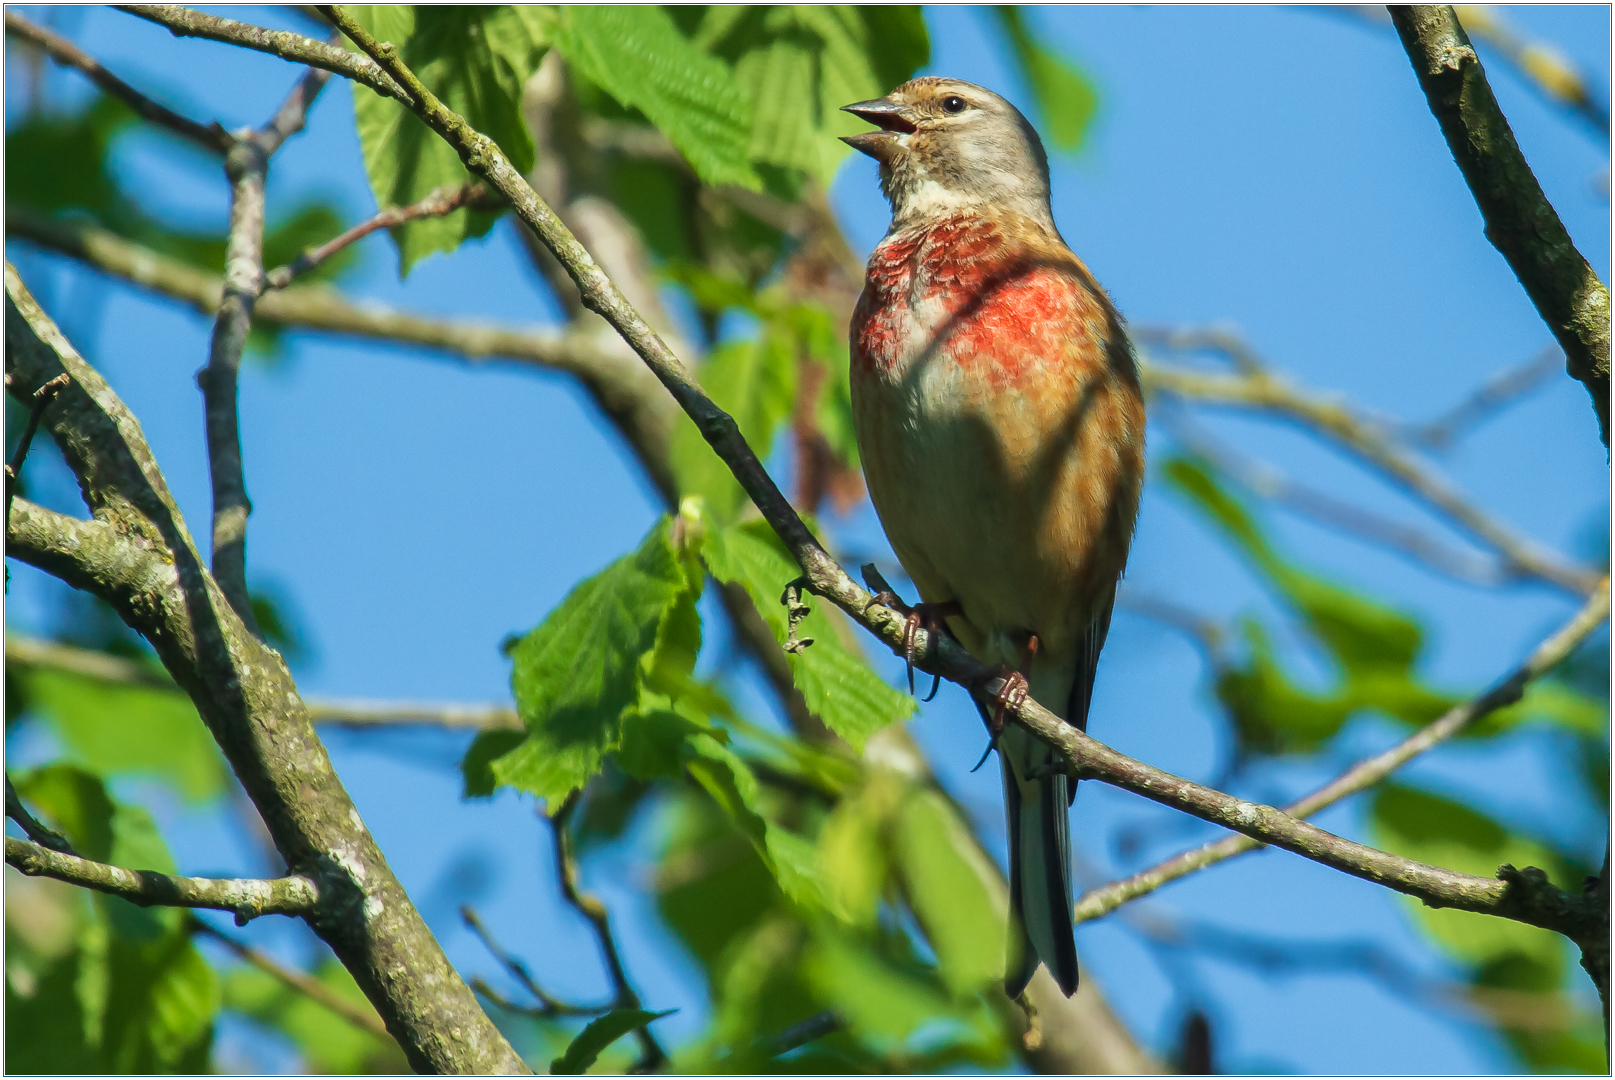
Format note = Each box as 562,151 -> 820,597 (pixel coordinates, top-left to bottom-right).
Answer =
265,181 -> 495,290
1074,579 -> 1610,923
6,633 -> 522,731
5,776 -> 77,854
1391,5 -> 1611,446
200,68 -> 330,635
4,10 -> 232,152
548,794 -> 665,1071
1142,355 -> 1600,595
461,905 -> 613,1017
1160,407 -> 1509,588
6,836 -> 318,921
9,210 -> 680,500
766,1010 -> 845,1056
188,915 -> 396,1040
1407,346 -> 1563,448
4,372 -> 69,526
117,5 -> 412,104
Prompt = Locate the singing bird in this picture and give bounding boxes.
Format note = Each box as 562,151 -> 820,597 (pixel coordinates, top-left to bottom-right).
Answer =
842,78 -> 1145,999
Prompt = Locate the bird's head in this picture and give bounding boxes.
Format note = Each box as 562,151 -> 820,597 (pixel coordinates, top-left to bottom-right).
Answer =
841,77 -> 1053,230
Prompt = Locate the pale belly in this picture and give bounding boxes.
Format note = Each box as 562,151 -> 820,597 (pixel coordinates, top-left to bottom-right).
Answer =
852,338 -> 1123,670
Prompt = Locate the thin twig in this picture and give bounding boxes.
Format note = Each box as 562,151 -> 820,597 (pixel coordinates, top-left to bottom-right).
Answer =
264,181 -> 494,290
6,633 -> 522,730
199,66 -> 331,635
4,372 -> 69,526
548,793 -> 665,1072
1159,405 -> 1508,588
1390,5 -> 1611,446
1074,579 -> 1610,924
1406,346 -> 1563,448
5,776 -> 78,854
4,10 -> 232,152
117,5 -> 413,104
461,905 -> 614,1017
188,915 -> 395,1040
766,1010 -> 845,1056
1142,354 -> 1599,595
5,835 -> 318,921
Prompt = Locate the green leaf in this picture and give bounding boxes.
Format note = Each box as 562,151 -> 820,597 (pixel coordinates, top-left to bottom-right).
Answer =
486,517 -> 696,805
801,929 -> 955,1043
694,6 -> 929,187
7,769 -> 218,1072
816,785 -> 887,927
669,334 -> 797,523
24,669 -> 230,804
554,5 -> 759,189
550,1008 -> 674,1075
1370,784 -> 1570,973
703,520 -> 915,749
346,5 -> 550,273
893,789 -> 1009,995
992,8 -> 1098,153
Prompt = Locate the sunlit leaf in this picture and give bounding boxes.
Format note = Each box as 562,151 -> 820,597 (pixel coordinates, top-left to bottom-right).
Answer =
894,789 -> 1008,995
555,5 -> 759,190
222,959 -> 404,1074
346,5 -> 549,273
552,1008 -> 675,1074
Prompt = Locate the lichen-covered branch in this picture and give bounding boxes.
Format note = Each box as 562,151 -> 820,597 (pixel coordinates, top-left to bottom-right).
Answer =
3,264 -> 527,1074
1074,579 -> 1609,923
6,836 -> 318,920
1390,5 -> 1611,446
4,10 -> 232,152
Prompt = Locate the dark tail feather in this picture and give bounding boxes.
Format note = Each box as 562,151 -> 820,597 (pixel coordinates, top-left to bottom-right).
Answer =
1001,737 -> 1079,999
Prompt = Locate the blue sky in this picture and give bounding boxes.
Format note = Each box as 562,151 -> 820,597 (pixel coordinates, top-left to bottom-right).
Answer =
6,5 -> 1609,1072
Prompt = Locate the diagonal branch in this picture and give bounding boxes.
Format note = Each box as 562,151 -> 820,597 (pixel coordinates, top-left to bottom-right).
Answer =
1074,579 -> 1610,924
1390,5 -> 1611,446
4,10 -> 232,152
6,836 -> 318,921
314,2 -> 1607,961
549,794 -> 665,1072
188,916 -> 395,1041
265,180 -> 496,290
4,372 -> 70,526
1143,356 -> 1600,595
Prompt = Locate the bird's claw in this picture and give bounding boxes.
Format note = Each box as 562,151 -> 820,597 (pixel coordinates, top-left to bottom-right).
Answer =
988,667 -> 1030,737
901,601 -> 960,698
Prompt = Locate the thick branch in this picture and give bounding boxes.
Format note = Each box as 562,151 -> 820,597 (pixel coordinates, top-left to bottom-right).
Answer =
1074,580 -> 1610,923
4,265 -> 526,1074
4,10 -> 232,152
6,836 -> 317,920
1390,5 -> 1611,446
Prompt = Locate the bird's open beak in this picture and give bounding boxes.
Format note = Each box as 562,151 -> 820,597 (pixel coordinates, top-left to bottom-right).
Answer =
840,97 -> 915,161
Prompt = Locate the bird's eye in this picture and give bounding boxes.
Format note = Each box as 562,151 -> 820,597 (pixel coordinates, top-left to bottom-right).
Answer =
941,96 -> 967,114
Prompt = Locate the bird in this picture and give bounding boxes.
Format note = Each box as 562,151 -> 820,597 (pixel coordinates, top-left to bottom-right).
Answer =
841,77 -> 1146,1000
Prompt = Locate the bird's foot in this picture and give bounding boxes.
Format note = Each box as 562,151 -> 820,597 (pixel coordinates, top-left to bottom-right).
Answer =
985,633 -> 1039,736
901,601 -> 962,699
